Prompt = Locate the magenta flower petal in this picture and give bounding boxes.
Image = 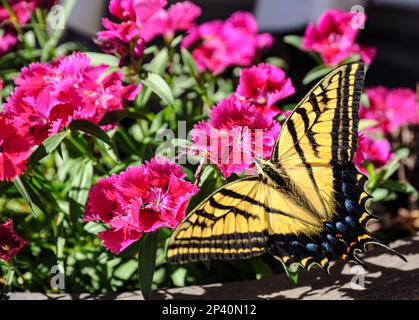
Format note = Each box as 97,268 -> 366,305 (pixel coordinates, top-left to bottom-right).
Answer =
354,133 -> 392,171
0,114 -> 34,181
84,175 -> 122,223
237,63 -> 295,110
98,228 -> 142,255
302,9 -> 375,65
360,86 -> 418,134
0,219 -> 27,261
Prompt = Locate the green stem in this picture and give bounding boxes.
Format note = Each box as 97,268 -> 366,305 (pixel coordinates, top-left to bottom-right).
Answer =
1,259 -> 15,300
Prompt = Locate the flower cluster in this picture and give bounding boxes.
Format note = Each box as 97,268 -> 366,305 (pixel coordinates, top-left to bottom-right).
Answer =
0,0 -> 56,56
192,63 -> 293,177
96,0 -> 201,66
84,157 -> 198,254
302,9 -> 376,65
0,219 -> 27,262
360,86 -> 418,134
182,12 -> 273,74
0,52 -> 141,181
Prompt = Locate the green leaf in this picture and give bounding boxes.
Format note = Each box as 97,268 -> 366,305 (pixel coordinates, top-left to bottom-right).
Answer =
142,73 -> 175,107
145,48 -> 168,75
341,54 -> 361,64
382,148 -> 409,180
198,166 -> 215,187
359,119 -> 378,131
265,57 -> 288,69
29,130 -> 70,165
99,109 -> 130,125
371,188 -> 397,202
281,262 -> 300,285
138,232 -> 158,300
380,180 -> 418,196
114,260 -> 138,280
68,159 -> 93,205
283,35 -> 304,51
170,35 -> 183,48
85,52 -> 119,67
395,147 -> 410,159
13,177 -> 45,219
303,65 -> 333,85
171,267 -> 187,287
70,120 -> 117,154
361,92 -> 370,108
84,221 -> 107,235
181,48 -> 199,79
363,160 -> 376,182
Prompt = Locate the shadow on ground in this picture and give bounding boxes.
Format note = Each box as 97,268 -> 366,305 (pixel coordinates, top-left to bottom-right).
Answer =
10,233 -> 419,300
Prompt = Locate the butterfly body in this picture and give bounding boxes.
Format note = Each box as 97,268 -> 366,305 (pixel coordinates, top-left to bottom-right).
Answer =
167,62 -> 406,272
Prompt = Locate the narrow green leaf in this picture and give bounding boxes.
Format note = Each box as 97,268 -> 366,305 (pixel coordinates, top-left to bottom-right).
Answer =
361,92 -> 370,108
371,188 -> 397,202
68,159 -> 93,223
303,65 -> 333,85
198,166 -> 215,187
359,119 -> 378,131
265,56 -> 288,69
382,148 -> 409,180
70,120 -> 117,154
181,48 -> 199,79
29,130 -> 70,165
170,35 -> 183,48
138,232 -> 158,299
380,180 -> 418,196
68,159 -> 93,205
13,177 -> 45,218
99,109 -> 129,125
145,48 -> 168,75
395,147 -> 410,159
142,73 -> 175,106
341,54 -> 361,64
85,52 -> 119,67
363,160 -> 376,181
283,35 -> 304,51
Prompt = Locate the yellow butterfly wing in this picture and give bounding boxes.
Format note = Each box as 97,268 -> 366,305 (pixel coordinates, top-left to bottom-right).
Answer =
167,176 -> 268,263
272,62 -> 365,166
167,176 -> 325,264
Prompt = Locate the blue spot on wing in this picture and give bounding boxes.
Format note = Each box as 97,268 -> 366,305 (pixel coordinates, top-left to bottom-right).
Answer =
306,243 -> 319,252
345,199 -> 354,212
345,216 -> 355,227
336,221 -> 345,232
